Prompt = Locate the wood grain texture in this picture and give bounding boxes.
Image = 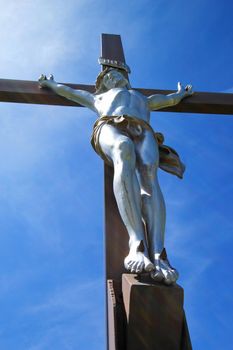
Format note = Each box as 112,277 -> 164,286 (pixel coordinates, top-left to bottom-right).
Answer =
1,78 -> 232,114
122,274 -> 192,350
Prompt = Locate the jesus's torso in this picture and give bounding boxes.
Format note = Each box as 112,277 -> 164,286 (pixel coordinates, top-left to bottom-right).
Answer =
94,87 -> 150,122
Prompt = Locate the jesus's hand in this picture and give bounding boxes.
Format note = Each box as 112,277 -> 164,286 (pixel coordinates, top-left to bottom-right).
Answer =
177,82 -> 193,97
38,74 -> 54,88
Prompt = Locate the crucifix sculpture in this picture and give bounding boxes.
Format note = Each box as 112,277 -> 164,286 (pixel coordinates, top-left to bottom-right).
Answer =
1,34 -> 233,350
38,57 -> 192,285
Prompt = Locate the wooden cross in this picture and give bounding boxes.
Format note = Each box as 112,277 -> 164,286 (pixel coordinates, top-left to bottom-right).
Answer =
1,34 -> 233,350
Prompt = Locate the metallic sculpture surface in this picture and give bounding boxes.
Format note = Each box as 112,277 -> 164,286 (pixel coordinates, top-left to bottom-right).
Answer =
39,64 -> 192,285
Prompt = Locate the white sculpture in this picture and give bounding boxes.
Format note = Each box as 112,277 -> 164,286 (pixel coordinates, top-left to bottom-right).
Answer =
39,60 -> 192,284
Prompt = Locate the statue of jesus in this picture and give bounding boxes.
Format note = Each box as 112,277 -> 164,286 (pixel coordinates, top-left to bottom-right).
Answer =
39,59 -> 192,285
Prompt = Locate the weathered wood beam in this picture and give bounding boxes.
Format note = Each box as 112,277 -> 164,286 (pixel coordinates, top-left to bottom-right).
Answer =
0,79 -> 95,107
1,78 -> 233,115
139,88 -> 233,115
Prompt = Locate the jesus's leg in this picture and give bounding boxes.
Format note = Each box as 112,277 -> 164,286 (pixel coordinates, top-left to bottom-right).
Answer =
98,124 -> 153,273
135,129 -> 178,284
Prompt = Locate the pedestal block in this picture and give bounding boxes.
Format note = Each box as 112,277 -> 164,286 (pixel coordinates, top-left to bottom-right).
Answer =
122,274 -> 192,350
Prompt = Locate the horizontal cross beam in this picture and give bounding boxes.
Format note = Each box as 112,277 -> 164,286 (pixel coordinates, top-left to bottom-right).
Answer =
0,78 -> 233,115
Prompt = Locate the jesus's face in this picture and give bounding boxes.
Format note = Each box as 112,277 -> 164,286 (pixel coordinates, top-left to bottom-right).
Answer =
103,69 -> 128,90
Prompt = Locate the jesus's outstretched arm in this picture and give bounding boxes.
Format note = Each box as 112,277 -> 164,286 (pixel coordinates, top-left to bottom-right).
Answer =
38,74 -> 97,112
148,82 -> 193,111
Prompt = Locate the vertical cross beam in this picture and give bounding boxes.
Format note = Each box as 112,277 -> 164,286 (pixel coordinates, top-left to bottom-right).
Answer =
102,34 -> 129,282
101,34 -> 129,350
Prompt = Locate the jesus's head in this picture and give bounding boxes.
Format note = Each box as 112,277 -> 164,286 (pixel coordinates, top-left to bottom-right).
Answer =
95,68 -> 130,93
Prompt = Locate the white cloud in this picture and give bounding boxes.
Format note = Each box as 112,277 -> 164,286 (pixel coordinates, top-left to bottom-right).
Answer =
0,0 -> 91,79
27,278 -> 103,313
25,278 -> 105,350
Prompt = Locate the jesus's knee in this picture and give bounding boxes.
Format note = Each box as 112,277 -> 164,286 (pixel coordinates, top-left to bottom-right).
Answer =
112,138 -> 136,165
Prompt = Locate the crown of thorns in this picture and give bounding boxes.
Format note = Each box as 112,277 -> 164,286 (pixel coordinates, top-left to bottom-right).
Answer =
98,57 -> 131,73
95,57 -> 130,92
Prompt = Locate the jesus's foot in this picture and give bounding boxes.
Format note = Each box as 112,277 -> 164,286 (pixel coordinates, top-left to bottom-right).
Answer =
124,240 -> 154,273
151,248 -> 179,285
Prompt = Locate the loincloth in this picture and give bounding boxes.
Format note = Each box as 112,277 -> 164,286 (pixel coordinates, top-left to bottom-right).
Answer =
91,115 -> 185,179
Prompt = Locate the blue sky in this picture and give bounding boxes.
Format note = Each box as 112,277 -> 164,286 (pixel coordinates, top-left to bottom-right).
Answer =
0,0 -> 233,349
